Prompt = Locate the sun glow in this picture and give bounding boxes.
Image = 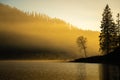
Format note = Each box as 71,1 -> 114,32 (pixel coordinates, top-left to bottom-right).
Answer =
0,0 -> 120,31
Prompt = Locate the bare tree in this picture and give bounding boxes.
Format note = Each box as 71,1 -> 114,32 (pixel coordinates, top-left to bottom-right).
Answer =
77,36 -> 87,57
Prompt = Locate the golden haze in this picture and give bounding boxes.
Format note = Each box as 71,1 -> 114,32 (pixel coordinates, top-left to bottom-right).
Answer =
0,3 -> 100,59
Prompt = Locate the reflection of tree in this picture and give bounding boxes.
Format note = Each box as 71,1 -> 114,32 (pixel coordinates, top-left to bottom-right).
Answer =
99,64 -> 120,80
76,63 -> 86,80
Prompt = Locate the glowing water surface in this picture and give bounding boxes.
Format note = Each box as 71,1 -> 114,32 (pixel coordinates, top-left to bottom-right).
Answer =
0,61 -> 119,80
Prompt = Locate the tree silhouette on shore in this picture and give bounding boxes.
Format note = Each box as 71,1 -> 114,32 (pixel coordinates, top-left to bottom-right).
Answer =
99,5 -> 120,54
77,36 -> 87,57
116,13 -> 120,47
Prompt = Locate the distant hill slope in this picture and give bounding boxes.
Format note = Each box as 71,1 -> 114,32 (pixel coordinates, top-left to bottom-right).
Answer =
0,3 -> 100,60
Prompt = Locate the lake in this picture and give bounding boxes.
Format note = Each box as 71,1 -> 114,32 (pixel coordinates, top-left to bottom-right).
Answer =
0,61 -> 119,80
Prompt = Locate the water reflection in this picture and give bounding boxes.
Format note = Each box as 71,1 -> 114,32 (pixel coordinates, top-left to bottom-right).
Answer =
76,63 -> 120,80
100,64 -> 120,80
76,63 -> 86,80
0,62 -> 88,80
0,61 -> 119,80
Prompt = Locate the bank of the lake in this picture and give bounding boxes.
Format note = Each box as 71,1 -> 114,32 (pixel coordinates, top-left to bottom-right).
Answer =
72,48 -> 120,65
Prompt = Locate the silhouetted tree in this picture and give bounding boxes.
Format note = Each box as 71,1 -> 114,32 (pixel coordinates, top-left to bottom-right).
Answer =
77,36 -> 87,57
99,5 -> 117,54
116,13 -> 120,47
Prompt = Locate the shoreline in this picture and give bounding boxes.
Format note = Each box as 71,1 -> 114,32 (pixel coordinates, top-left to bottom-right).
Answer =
0,60 -> 67,62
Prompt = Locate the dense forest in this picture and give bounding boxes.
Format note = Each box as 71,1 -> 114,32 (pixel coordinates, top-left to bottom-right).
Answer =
0,3 -> 100,60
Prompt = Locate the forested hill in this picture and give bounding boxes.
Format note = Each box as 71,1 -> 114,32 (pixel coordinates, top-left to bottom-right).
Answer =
0,3 -> 100,60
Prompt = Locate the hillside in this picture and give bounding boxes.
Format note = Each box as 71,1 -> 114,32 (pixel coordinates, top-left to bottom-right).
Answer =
0,3 -> 100,60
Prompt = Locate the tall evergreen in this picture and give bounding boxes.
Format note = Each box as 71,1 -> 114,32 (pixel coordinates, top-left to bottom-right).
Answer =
99,5 -> 117,54
116,13 -> 120,47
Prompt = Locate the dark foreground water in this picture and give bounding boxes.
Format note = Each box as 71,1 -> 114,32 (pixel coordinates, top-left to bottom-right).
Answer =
0,61 -> 119,80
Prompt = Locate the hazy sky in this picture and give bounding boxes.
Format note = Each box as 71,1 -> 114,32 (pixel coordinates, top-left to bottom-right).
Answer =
0,0 -> 120,31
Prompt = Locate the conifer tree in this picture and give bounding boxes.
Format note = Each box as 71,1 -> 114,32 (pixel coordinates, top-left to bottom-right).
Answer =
99,5 -> 117,54
116,13 -> 120,47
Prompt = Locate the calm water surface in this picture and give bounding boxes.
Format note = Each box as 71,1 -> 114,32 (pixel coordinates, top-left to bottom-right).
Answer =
0,61 -> 119,80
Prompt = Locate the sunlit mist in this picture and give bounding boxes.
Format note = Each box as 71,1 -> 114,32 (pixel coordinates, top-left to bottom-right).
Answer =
0,3 -> 100,59
0,0 -> 120,31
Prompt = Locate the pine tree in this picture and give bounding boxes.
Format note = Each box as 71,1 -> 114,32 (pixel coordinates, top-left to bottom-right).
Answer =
99,5 -> 117,54
116,13 -> 120,47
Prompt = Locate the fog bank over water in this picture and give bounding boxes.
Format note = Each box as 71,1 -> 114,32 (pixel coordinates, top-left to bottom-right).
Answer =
0,3 -> 99,59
